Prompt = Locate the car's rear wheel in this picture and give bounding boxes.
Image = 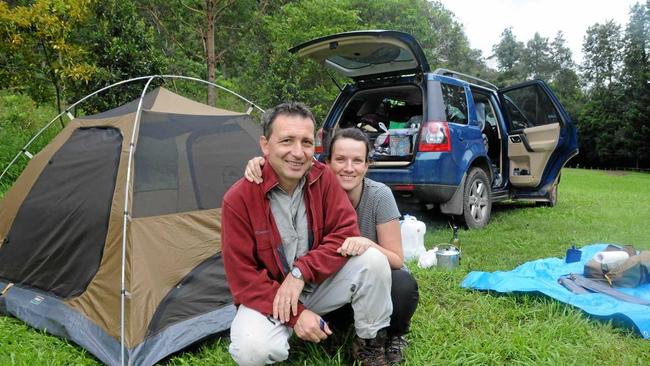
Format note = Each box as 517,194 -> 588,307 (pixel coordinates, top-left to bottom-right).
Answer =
461,168 -> 491,229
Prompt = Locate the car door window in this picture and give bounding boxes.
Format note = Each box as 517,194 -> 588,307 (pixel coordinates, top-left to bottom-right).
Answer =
502,84 -> 561,131
441,83 -> 468,124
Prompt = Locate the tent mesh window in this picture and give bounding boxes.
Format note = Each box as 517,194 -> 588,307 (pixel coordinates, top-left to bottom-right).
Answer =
132,111 -> 259,217
0,127 -> 122,298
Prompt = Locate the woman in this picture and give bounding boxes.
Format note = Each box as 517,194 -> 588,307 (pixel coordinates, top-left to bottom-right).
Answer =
244,127 -> 419,364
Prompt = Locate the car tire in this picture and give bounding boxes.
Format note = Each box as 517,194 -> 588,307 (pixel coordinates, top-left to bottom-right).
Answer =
460,168 -> 491,229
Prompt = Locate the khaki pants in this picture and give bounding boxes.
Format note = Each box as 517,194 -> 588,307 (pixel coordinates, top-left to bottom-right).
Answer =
229,247 -> 392,366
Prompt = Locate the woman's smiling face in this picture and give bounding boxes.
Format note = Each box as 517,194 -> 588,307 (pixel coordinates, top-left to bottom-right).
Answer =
327,137 -> 369,192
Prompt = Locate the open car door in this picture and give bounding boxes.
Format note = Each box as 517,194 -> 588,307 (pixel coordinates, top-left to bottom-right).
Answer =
499,81 -> 578,189
289,30 -> 430,80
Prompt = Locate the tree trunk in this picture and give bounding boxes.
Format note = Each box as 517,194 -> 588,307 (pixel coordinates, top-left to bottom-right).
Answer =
206,0 -> 216,106
39,38 -> 66,128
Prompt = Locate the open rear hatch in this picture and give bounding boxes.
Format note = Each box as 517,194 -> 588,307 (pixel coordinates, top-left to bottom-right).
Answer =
291,31 -> 429,165
289,30 -> 430,81
334,85 -> 423,164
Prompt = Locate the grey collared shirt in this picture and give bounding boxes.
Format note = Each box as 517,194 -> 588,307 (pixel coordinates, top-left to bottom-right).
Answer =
268,177 -> 309,272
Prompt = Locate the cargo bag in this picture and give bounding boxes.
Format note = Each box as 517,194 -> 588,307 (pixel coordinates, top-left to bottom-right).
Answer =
584,245 -> 650,287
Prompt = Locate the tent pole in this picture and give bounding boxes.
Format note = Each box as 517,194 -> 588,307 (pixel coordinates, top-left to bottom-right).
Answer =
120,75 -> 158,366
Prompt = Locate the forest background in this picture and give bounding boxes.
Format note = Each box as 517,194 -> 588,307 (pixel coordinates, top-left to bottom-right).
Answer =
1,0 -> 649,186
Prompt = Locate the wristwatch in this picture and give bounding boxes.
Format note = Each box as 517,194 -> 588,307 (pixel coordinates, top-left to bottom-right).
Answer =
290,266 -> 303,280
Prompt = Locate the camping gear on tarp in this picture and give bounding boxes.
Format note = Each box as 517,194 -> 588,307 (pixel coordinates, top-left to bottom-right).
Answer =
594,251 -> 629,265
0,84 -> 263,366
584,245 -> 650,287
558,274 -> 650,306
461,244 -> 650,339
400,215 -> 426,260
565,245 -> 582,263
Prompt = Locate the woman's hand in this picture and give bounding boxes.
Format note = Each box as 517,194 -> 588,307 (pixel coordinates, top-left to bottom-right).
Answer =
244,156 -> 265,184
337,236 -> 375,257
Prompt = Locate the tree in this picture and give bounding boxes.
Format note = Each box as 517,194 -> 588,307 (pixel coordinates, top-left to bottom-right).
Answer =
578,20 -> 626,167
582,20 -> 623,87
0,0 -> 97,121
225,0 -> 487,120
548,32 -> 583,119
69,0 -> 169,114
140,0 -> 252,106
0,0 -> 168,116
492,27 -> 526,85
620,2 -> 650,168
237,0 -> 360,118
522,32 -> 554,80
550,31 -> 574,72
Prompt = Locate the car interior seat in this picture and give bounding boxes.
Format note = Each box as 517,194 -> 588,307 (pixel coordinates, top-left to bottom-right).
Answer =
475,102 -> 486,130
475,102 -> 489,153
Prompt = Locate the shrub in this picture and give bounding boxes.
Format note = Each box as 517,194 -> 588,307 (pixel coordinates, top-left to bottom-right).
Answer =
0,91 -> 60,195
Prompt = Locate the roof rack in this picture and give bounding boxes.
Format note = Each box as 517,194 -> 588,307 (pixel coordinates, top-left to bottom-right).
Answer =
433,68 -> 498,90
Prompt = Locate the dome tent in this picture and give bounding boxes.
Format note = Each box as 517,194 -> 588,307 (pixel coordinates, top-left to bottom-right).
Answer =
0,76 -> 264,366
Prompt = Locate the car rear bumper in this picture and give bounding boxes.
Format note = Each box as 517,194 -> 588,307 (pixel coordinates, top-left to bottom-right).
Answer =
390,183 -> 458,203
366,152 -> 462,203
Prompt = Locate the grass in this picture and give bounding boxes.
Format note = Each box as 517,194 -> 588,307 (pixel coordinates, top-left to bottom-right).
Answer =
1,168 -> 650,365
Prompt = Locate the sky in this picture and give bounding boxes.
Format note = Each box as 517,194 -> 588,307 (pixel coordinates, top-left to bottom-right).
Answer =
437,0 -> 641,66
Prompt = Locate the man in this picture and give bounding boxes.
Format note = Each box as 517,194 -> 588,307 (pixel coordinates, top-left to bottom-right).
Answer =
221,102 -> 393,366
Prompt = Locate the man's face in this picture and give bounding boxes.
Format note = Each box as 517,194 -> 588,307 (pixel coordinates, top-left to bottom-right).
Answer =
260,114 -> 315,192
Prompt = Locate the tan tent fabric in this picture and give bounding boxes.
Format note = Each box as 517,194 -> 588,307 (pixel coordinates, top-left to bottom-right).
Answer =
147,87 -> 243,116
125,208 -> 220,346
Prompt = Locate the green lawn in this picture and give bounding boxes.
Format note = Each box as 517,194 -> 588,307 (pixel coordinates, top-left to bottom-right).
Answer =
1,168 -> 650,365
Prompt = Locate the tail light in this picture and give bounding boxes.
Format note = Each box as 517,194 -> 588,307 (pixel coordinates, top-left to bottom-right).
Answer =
393,184 -> 415,191
315,127 -> 324,154
418,121 -> 451,152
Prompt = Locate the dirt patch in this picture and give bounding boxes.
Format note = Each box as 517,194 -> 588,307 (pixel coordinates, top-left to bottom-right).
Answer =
603,170 -> 629,176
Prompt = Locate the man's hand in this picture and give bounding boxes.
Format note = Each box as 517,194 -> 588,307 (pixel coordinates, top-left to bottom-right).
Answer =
337,236 -> 374,257
294,309 -> 332,343
244,156 -> 265,184
273,273 -> 305,323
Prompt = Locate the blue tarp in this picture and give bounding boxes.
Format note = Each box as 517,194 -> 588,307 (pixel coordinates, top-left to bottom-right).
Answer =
461,244 -> 650,338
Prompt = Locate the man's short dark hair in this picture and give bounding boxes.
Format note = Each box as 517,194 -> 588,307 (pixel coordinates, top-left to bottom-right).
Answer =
261,102 -> 316,139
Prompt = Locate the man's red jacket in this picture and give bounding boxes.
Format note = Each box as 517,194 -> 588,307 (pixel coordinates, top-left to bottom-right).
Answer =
221,160 -> 359,326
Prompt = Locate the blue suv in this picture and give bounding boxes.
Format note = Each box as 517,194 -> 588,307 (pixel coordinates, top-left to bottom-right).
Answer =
290,30 -> 579,228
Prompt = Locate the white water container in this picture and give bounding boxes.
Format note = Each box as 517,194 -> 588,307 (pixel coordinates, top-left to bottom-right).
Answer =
400,215 -> 426,260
